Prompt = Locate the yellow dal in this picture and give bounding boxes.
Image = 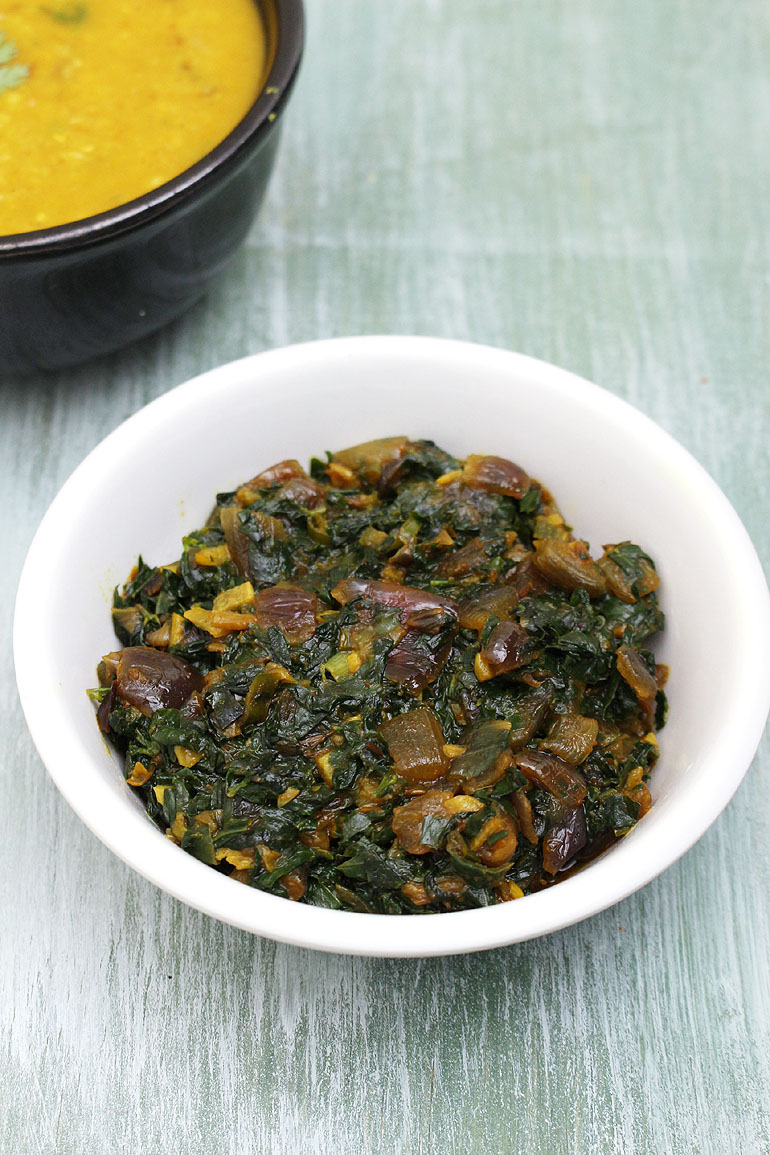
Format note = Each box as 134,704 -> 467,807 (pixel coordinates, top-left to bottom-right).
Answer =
0,1 -> 268,235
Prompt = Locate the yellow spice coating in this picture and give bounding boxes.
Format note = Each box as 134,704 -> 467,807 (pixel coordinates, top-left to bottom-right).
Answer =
0,0 -> 268,235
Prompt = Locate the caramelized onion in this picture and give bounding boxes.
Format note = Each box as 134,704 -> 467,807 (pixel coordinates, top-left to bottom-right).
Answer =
246,459 -> 307,488
331,578 -> 458,620
391,789 -> 455,854
470,809 -> 519,866
512,788 -> 538,844
502,553 -> 551,599
331,437 -> 409,485
508,687 -> 552,750
380,708 -> 449,781
596,552 -> 635,603
476,621 -> 530,680
220,507 -> 251,578
96,682 -> 117,732
385,630 -> 453,693
253,585 -> 318,643
436,537 -> 489,578
616,644 -> 658,703
532,540 -> 607,597
598,544 -> 660,602
220,507 -> 287,582
461,454 -> 530,498
458,585 -> 518,632
514,748 -> 588,807
541,713 -> 599,765
277,476 -> 326,509
542,804 -> 587,874
448,719 -> 512,791
115,647 -> 203,717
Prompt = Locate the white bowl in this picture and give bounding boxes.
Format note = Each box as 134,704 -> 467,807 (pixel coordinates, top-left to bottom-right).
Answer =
14,337 -> 770,956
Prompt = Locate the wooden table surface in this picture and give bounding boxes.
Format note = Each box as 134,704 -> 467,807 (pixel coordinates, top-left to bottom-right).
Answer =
3,2 -> 769,1152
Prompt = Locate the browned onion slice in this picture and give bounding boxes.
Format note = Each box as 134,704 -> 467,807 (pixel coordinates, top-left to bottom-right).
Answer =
277,476 -> 326,509
512,788 -> 538,844
597,545 -> 660,603
532,539 -> 607,597
385,630 -> 453,693
508,687 -> 552,750
380,708 -> 449,781
461,454 -> 530,498
220,508 -> 287,581
220,506 -> 251,578
448,718 -> 512,791
596,552 -> 636,603
457,585 -> 518,632
541,713 -> 599,765
391,789 -> 455,854
616,644 -> 658,703
436,537 -> 489,578
514,748 -> 588,807
332,437 -> 410,485
331,578 -> 458,620
245,459 -> 307,488
502,553 -> 551,599
542,804 -> 587,874
476,621 -> 530,679
96,682 -> 117,732
115,647 -> 203,717
253,585 -> 318,643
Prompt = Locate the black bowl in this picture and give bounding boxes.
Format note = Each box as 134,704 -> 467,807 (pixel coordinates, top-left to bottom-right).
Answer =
0,0 -> 304,375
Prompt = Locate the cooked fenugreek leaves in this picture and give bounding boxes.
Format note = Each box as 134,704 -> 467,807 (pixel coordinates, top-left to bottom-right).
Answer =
92,437 -> 667,914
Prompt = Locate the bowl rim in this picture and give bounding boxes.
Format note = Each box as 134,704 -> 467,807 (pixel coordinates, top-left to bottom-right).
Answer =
14,336 -> 770,956
0,0 -> 304,258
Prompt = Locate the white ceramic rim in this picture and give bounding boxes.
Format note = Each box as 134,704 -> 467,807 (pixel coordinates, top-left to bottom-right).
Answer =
14,336 -> 770,956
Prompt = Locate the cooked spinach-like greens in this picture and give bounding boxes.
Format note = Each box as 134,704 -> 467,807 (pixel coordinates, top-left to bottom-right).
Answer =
92,437 -> 667,914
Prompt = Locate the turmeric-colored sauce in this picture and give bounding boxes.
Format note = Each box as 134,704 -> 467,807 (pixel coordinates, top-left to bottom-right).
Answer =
0,1 -> 268,235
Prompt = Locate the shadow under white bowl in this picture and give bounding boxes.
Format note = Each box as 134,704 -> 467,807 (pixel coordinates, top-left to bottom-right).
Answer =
14,337 -> 770,956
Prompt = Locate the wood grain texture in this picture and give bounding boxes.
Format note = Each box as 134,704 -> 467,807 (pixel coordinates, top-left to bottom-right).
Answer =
2,1 -> 769,1152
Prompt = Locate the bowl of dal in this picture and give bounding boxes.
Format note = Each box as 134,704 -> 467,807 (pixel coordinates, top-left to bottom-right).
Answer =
0,0 -> 304,374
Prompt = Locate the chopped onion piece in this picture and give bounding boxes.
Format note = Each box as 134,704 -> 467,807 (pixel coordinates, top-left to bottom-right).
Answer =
115,647 -> 203,717
385,630 -> 452,693
542,804 -> 587,874
475,621 -> 530,680
278,476 -> 326,509
380,708 -> 449,781
253,585 -> 318,643
514,748 -> 588,807
332,437 -> 410,485
461,454 -> 530,498
458,585 -> 518,632
246,459 -> 307,488
331,577 -> 458,620
391,790 -> 455,854
616,644 -> 658,703
449,719 -> 512,790
541,713 -> 599,765
532,539 -> 607,597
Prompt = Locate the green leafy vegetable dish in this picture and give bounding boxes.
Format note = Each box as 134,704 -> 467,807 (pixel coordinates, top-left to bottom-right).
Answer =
92,437 -> 668,914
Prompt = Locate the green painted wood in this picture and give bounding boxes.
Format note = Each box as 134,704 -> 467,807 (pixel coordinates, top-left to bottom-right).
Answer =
2,1 -> 769,1151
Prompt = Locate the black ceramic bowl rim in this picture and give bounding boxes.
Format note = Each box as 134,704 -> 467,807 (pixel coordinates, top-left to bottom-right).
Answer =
0,0 -> 304,258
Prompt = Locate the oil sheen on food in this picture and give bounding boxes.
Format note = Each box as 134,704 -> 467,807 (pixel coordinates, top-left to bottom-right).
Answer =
0,1 -> 267,235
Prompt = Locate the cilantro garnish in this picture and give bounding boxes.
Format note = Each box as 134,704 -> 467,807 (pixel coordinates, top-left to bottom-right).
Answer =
0,32 -> 29,94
